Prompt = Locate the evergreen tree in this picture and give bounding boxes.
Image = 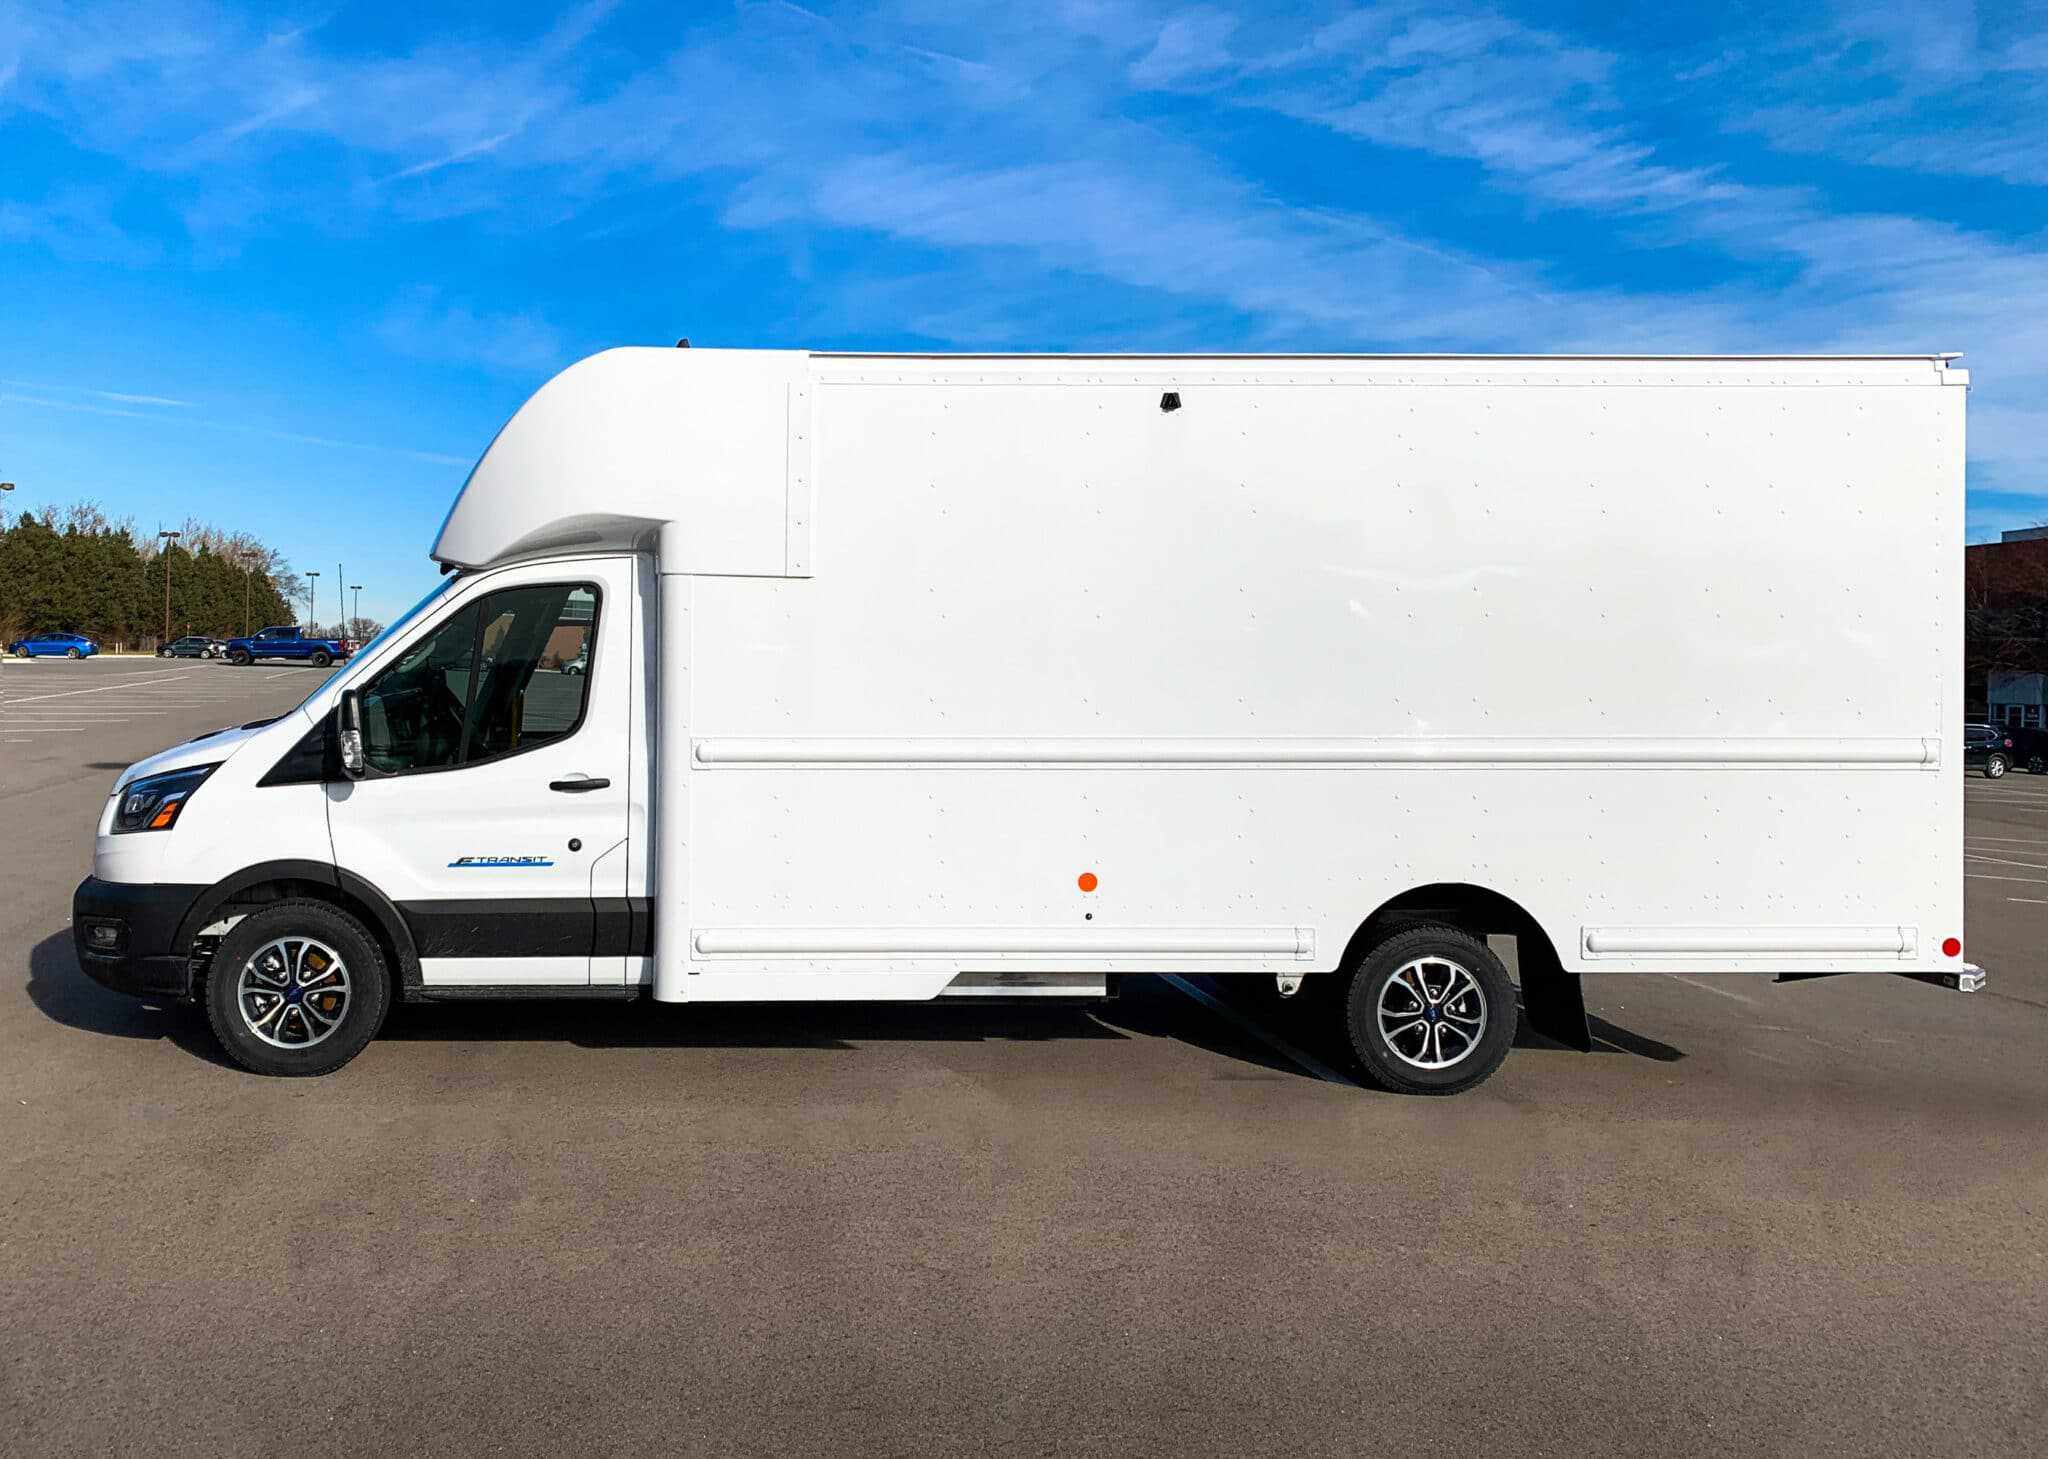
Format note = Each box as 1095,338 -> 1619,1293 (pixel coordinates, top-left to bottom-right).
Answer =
0,504 -> 302,648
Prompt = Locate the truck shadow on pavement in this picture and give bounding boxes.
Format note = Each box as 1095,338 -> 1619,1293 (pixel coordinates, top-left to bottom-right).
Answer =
26,932 -> 241,1071
27,932 -> 1681,1082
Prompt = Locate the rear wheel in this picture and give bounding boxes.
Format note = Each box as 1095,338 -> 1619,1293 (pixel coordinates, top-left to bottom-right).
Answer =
309,648 -> 332,667
205,900 -> 390,1076
227,648 -> 251,666
1985,753 -> 2010,779
66,647 -> 81,658
1343,925 -> 1516,1095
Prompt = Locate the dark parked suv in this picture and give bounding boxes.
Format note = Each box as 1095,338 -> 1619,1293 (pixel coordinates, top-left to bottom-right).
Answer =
1966,723 -> 2015,778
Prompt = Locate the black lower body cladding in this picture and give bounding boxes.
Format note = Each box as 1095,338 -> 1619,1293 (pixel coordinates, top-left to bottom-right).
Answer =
72,876 -> 207,998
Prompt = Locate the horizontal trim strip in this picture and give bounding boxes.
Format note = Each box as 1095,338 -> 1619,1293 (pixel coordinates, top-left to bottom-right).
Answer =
1583,927 -> 1916,957
418,955 -> 590,986
694,736 -> 1936,769
692,927 -> 1313,958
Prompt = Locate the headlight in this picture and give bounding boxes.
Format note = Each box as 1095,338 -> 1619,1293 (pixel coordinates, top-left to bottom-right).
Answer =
113,764 -> 218,834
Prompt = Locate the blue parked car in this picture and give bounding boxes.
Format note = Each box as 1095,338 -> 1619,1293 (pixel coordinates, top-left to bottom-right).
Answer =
8,631 -> 99,659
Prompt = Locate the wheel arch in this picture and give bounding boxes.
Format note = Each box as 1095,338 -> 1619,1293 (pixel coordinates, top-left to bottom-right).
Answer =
1338,881 -> 1562,973
1338,880 -> 1590,1052
173,860 -> 421,998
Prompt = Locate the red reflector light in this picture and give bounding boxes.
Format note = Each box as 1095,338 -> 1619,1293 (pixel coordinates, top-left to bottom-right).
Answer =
1941,937 -> 1962,958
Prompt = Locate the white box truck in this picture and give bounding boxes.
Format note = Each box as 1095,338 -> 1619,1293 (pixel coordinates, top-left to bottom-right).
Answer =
72,349 -> 1985,1091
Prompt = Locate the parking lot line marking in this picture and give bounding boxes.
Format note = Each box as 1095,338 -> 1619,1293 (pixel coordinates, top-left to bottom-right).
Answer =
1966,852 -> 2048,872
1967,836 -> 2048,847
3,669 -> 202,705
1670,973 -> 1761,1005
1966,873 -> 2048,885
1159,974 -> 1362,1088
2007,897 -> 2048,905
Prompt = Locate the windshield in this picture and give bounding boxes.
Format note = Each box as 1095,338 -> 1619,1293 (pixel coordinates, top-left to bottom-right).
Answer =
291,576 -> 459,715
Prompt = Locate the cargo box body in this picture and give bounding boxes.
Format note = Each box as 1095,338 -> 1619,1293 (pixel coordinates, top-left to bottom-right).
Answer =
430,351 -> 1968,1001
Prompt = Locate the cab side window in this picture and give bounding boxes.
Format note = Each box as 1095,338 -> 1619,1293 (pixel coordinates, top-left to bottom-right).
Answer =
358,583 -> 598,775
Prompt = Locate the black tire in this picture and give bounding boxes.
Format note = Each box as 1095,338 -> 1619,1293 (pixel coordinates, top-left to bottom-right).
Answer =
309,649 -> 332,667
158,647 -> 171,657
1342,924 -> 1517,1095
66,646 -> 81,658
204,900 -> 391,1076
227,648 -> 251,666
2029,755 -> 2045,775
1985,753 -> 2010,779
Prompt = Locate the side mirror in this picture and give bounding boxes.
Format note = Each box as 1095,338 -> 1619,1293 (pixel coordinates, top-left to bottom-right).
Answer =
337,689 -> 367,780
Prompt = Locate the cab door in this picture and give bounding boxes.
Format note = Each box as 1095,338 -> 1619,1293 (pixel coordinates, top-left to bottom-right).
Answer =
325,557 -> 632,987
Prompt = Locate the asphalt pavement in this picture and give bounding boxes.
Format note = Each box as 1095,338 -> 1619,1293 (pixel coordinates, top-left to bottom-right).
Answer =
2,656 -> 2043,1456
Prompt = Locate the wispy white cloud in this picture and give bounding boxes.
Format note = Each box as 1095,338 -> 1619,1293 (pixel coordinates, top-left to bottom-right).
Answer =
95,389 -> 192,407
1129,7 -> 1239,87
1089,0 -> 2048,481
6,0 -> 2048,491
373,288 -> 567,376
0,187 -> 151,263
389,129 -> 519,181
1715,2 -> 2048,187
0,387 -> 468,467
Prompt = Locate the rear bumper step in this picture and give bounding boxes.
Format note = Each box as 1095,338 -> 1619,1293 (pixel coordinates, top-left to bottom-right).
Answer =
1899,965 -> 1986,993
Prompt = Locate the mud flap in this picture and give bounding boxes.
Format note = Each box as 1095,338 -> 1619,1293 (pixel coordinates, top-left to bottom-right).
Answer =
1517,932 -> 1592,1051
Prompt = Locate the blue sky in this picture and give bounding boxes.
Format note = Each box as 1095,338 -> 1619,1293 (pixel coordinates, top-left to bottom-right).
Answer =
4,0 -> 2048,623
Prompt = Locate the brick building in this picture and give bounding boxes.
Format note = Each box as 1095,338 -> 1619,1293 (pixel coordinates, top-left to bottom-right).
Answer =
1966,529 -> 2048,724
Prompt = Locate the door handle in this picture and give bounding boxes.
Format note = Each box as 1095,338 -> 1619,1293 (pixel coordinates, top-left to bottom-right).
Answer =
549,777 -> 611,792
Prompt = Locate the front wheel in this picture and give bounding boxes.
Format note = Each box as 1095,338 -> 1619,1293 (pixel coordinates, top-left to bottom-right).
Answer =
204,900 -> 390,1076
2029,755 -> 2045,775
1985,753 -> 2010,779
1343,925 -> 1517,1095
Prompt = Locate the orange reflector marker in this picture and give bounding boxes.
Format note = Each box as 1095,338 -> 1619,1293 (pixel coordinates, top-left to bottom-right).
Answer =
148,801 -> 180,829
1077,872 -> 1098,893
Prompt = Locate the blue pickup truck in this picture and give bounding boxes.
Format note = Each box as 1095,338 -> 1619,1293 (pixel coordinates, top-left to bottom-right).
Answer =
222,626 -> 351,667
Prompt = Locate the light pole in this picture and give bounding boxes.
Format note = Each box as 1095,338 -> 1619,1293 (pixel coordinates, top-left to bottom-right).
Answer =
157,530 -> 181,645
305,570 -> 320,632
350,584 -> 363,640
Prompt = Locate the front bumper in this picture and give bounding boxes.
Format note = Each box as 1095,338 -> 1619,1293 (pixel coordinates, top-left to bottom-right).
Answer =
72,876 -> 206,1000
